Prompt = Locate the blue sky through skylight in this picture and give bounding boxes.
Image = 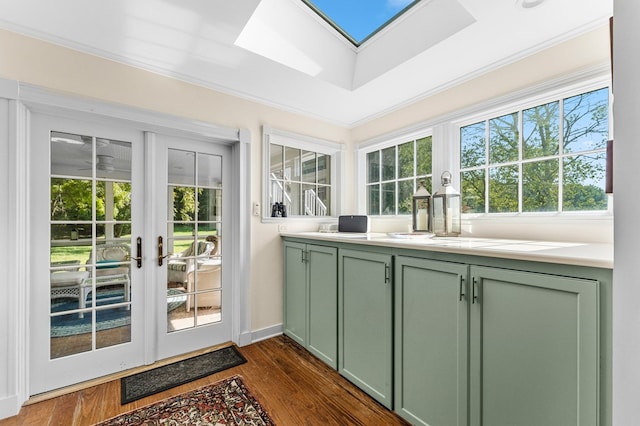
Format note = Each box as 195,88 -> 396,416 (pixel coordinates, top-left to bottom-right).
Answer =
305,0 -> 418,44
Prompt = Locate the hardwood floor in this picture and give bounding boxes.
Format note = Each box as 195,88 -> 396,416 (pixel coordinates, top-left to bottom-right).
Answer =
1,335 -> 410,425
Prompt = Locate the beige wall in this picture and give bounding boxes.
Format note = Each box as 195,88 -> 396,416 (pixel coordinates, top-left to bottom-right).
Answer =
0,24 -> 610,334
352,26 -> 610,143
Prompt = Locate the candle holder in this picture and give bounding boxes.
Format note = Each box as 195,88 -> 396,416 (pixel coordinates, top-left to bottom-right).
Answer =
412,181 -> 431,233
432,171 -> 461,237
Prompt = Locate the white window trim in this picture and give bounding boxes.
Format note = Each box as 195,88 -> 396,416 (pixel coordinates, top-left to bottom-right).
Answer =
262,125 -> 343,221
357,127 -> 435,217
453,77 -> 612,219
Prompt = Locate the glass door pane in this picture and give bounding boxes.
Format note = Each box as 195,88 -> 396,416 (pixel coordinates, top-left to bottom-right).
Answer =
50,132 -> 133,359
166,149 -> 223,332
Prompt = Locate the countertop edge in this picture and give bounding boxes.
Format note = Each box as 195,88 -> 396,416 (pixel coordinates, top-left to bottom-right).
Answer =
280,232 -> 613,269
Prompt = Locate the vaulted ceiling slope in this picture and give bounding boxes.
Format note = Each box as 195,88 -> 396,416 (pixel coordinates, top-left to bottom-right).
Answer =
0,0 -> 612,126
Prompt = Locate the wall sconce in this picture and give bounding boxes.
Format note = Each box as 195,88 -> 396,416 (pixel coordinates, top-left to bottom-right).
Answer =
412,181 -> 431,233
432,171 -> 461,237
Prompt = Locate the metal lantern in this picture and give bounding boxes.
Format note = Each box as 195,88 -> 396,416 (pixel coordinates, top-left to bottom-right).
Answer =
432,171 -> 461,237
412,181 -> 431,233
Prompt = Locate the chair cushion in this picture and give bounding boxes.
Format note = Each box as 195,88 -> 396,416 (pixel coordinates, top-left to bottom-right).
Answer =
100,246 -> 128,261
50,271 -> 89,287
168,261 -> 188,272
183,241 -> 211,257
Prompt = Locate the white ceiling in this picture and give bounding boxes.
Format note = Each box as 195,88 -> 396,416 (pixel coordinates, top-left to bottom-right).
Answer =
0,0 -> 612,127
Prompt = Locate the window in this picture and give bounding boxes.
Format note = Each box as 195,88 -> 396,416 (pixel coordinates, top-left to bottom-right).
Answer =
365,135 -> 432,216
263,127 -> 340,218
460,87 -> 610,214
301,0 -> 420,46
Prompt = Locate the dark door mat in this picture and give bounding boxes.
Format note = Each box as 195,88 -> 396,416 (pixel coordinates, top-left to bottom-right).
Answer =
121,345 -> 247,404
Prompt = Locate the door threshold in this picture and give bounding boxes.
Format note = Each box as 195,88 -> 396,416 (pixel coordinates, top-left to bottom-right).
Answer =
24,341 -> 234,406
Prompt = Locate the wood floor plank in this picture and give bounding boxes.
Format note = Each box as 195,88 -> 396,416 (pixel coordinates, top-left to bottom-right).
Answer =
0,336 -> 409,425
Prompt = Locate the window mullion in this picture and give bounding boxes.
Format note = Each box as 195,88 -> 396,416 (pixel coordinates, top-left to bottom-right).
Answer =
484,119 -> 490,214
518,110 -> 523,213
558,97 -> 565,212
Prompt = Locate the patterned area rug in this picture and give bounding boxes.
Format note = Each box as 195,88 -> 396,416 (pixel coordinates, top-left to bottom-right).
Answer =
121,345 -> 247,404
97,375 -> 274,425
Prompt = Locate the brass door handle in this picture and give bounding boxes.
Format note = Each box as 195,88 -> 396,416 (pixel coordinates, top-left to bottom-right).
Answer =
126,237 -> 143,268
158,236 -> 172,266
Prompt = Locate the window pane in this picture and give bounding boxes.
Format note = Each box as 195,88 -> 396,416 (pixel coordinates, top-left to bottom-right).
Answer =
270,144 -> 283,178
97,140 -> 131,181
50,230 -> 92,264
317,186 -> 331,216
197,188 -> 221,222
398,141 -> 414,179
461,170 -> 485,213
416,136 -> 433,176
317,154 -> 331,184
563,153 -> 607,211
489,165 -> 518,213
367,185 -> 380,215
301,150 -> 316,183
169,186 -> 196,221
270,179 -> 284,204
51,178 -> 93,221
367,151 -> 380,183
398,180 -> 413,215
168,149 -> 195,186
381,182 -> 395,215
198,153 -> 222,187
523,101 -> 559,159
461,122 -> 486,169
269,138 -> 333,217
489,113 -> 519,164
381,146 -> 396,181
50,131 -> 93,179
564,88 -> 609,153
523,159 -> 559,212
95,181 -> 132,223
284,146 -> 300,181
302,184 -> 318,216
284,182 -> 301,216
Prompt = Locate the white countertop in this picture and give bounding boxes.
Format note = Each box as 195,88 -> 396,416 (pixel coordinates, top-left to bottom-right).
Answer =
280,232 -> 613,269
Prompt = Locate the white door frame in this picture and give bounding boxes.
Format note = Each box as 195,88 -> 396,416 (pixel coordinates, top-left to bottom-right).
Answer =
11,83 -> 251,401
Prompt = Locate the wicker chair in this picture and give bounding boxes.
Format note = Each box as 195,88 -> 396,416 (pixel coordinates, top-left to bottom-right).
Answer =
167,240 -> 217,284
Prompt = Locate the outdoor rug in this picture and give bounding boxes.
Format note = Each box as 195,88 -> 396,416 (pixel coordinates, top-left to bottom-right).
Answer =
98,375 -> 274,425
121,345 -> 247,404
51,289 -> 186,337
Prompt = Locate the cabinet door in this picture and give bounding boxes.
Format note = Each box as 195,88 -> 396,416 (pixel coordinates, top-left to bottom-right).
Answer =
339,249 -> 393,409
283,241 -> 307,345
395,257 -> 469,426
470,266 -> 598,426
307,245 -> 338,368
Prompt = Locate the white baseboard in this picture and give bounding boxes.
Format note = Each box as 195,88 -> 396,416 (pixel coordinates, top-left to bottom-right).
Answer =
236,331 -> 253,347
0,394 -> 19,421
248,324 -> 283,345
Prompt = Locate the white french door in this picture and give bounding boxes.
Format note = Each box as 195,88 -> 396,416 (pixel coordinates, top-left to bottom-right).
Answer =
152,134 -> 232,360
29,112 -> 232,394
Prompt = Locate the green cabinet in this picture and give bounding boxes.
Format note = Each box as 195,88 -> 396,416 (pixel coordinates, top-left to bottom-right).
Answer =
394,258 -> 600,426
469,266 -> 598,426
283,241 -> 338,368
339,248 -> 393,409
283,237 -> 608,425
394,256 -> 469,426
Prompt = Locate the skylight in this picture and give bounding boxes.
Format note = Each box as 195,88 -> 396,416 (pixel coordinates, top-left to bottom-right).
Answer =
302,0 -> 421,46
